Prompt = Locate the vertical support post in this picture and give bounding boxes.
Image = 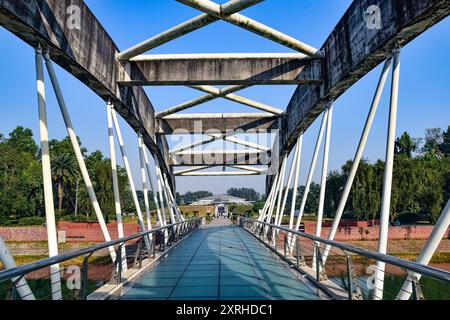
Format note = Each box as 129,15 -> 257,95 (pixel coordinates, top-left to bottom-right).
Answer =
156,163 -> 176,224
273,156 -> 287,227
277,142 -> 300,226
138,134 -> 152,232
0,237 -> 35,300
374,48 -> 400,300
163,173 -> 184,221
312,104 -> 333,268
155,163 -> 168,244
294,109 -> 328,232
106,102 -> 127,272
397,199 -> 450,299
141,147 -> 164,226
35,46 -> 61,300
289,134 -> 303,229
322,58 -> 392,264
110,108 -> 151,252
265,170 -> 282,225
43,53 -> 116,262
316,104 -> 333,237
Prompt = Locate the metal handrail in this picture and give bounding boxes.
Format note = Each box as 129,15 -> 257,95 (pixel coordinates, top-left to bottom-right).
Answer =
239,218 -> 450,283
0,218 -> 203,282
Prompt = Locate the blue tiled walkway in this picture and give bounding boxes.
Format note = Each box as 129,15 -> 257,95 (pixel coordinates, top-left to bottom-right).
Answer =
121,219 -> 319,300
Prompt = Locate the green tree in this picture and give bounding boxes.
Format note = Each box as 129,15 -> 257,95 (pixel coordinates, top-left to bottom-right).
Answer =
439,126 -> 450,156
227,187 -> 260,201
422,128 -> 444,158
51,153 -> 79,214
7,126 -> 38,155
395,131 -> 417,157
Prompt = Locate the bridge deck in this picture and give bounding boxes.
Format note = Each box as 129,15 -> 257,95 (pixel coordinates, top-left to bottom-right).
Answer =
121,219 -> 320,300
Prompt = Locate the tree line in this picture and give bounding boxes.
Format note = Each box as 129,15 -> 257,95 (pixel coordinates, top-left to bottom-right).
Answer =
0,125 -> 448,225
280,127 -> 450,223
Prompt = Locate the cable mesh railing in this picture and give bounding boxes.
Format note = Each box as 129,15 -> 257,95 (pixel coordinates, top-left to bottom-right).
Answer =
239,217 -> 450,300
0,218 -> 203,300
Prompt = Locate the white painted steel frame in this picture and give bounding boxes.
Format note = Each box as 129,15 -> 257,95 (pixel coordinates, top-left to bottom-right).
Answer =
321,58 -> 393,264
35,47 -> 61,300
43,54 -> 117,263
374,49 -> 401,300
106,102 -> 127,272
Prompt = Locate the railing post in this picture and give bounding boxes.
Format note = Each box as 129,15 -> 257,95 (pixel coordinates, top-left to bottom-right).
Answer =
80,253 -> 92,300
152,233 -> 157,259
110,244 -> 123,285
315,243 -> 327,282
284,232 -> 287,257
6,275 -> 24,300
345,254 -> 363,300
411,275 -> 425,300
132,238 -> 144,269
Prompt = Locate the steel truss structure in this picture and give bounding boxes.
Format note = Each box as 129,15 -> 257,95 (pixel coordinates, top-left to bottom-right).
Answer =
0,0 -> 448,301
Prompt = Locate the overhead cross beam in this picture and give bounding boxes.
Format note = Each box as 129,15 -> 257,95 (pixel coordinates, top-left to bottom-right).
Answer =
157,113 -> 282,134
118,54 -> 322,86
116,0 -> 264,61
175,167 -> 265,176
188,85 -> 283,115
169,133 -> 269,154
170,149 -> 271,166
177,0 -> 322,57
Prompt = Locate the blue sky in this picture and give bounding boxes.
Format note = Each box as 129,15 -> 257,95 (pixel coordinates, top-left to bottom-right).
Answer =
0,1 -> 449,195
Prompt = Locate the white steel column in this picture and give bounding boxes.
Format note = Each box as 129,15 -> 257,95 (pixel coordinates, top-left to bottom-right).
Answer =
43,54 -> 116,262
322,58 -> 392,264
258,183 -> 274,221
273,157 -> 287,227
110,109 -> 151,247
35,47 -> 61,300
374,49 -> 401,300
141,145 -> 164,226
155,163 -> 168,226
316,105 -> 333,237
312,104 -> 333,269
138,134 -> 152,230
258,173 -> 277,221
264,172 -> 280,224
294,110 -> 328,232
0,237 -> 35,300
106,102 -> 127,271
276,144 -> 299,226
163,173 -> 184,221
156,163 -> 176,224
289,134 -> 303,229
397,199 -> 450,300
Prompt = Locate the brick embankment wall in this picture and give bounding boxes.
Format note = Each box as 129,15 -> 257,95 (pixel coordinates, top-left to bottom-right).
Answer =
300,221 -> 450,241
1,220 -> 449,242
0,222 -> 140,242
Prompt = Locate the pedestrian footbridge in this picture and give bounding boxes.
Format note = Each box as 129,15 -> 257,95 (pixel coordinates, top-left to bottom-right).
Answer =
121,219 -> 319,300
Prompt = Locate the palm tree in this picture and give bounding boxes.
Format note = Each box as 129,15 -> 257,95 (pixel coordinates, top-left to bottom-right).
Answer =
51,153 -> 78,214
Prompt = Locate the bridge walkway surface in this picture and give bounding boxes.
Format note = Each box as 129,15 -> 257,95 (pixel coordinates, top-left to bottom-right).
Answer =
121,218 -> 321,300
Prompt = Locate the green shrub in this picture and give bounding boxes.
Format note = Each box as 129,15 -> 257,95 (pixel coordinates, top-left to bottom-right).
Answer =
17,217 -> 46,226
396,212 -> 419,225
342,211 -> 356,220
0,218 -> 19,226
60,215 -> 91,223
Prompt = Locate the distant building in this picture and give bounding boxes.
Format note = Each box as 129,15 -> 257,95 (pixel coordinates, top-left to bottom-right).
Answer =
189,194 -> 252,218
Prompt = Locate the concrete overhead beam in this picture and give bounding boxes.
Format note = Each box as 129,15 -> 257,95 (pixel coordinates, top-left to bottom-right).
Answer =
116,0 -> 264,61
176,170 -> 263,176
170,149 -> 272,166
0,0 -> 174,189
157,113 -> 283,134
284,0 -> 450,154
118,55 -> 322,86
